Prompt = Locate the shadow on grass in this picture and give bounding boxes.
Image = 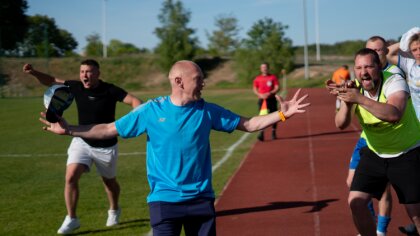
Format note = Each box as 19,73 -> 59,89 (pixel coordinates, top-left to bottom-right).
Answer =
216,198 -> 338,217
71,218 -> 150,235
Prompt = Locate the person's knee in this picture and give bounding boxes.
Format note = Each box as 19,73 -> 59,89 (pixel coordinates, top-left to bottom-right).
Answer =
348,193 -> 370,211
65,164 -> 86,184
405,204 -> 420,220
102,177 -> 120,190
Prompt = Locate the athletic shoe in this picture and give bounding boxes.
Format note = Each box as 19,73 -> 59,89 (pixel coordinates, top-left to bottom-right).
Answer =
57,215 -> 80,234
398,223 -> 418,235
376,231 -> 386,236
106,208 -> 121,227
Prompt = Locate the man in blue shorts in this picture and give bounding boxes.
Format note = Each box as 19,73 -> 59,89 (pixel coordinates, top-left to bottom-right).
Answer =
327,48 -> 420,236
39,60 -> 310,236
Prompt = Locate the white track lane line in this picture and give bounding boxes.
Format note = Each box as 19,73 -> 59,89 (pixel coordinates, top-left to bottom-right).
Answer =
306,109 -> 321,236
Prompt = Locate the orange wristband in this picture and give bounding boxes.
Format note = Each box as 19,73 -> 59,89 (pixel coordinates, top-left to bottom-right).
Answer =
278,111 -> 286,122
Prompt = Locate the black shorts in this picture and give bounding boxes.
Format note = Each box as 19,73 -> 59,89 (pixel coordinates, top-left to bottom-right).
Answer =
258,96 -> 278,113
351,146 -> 420,204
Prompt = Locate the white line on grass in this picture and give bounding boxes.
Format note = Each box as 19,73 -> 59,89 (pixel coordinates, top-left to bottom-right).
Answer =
2,133 -> 251,236
212,133 -> 251,172
0,148 -> 232,158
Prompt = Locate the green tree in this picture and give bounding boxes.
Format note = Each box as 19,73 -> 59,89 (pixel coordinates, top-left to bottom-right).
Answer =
11,15 -> 77,57
154,0 -> 198,71
0,0 -> 28,52
84,33 -> 103,57
234,18 -> 294,84
108,39 -> 140,57
206,14 -> 240,57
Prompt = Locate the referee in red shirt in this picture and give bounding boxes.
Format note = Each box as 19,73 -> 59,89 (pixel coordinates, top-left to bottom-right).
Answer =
252,62 -> 280,141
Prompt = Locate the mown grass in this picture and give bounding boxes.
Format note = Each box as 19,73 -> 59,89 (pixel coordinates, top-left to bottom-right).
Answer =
0,89 -> 259,235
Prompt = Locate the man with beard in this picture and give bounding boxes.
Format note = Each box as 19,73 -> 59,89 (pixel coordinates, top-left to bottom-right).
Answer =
327,48 -> 420,236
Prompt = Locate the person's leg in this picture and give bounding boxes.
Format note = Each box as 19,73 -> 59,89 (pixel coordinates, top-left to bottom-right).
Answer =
149,202 -> 183,236
404,203 -> 420,234
266,96 -> 278,140
58,138 -> 92,234
64,163 -> 87,218
346,169 -> 355,188
377,184 -> 392,235
93,144 -> 121,226
103,177 -> 121,227
183,198 -> 216,236
257,99 -> 264,141
57,163 -> 86,234
102,177 -> 120,210
350,146 -> 387,236
348,191 -> 377,236
388,147 -> 420,235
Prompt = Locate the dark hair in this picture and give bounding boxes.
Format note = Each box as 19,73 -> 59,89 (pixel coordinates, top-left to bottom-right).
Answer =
354,48 -> 381,66
342,65 -> 348,70
409,33 -> 420,48
81,59 -> 100,69
367,35 -> 387,45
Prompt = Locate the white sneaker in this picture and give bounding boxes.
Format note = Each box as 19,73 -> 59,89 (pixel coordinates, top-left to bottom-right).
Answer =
57,215 -> 80,234
106,208 -> 121,227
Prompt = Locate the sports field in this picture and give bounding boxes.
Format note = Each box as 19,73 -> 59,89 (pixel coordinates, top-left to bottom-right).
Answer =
1,88 -> 414,235
0,89 -> 257,235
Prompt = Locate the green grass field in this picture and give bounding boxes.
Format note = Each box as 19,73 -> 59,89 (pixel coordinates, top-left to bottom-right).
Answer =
0,89 -> 259,235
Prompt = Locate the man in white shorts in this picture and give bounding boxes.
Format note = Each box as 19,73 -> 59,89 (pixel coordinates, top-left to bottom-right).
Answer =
23,60 -> 141,234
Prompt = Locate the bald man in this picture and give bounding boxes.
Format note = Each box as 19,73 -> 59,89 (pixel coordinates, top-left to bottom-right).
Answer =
39,60 -> 310,236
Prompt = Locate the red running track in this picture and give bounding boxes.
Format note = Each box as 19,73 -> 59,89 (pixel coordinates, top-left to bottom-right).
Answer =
215,88 -> 412,236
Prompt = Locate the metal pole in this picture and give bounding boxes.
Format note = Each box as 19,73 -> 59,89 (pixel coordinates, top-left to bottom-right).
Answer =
303,0 -> 309,80
281,69 -> 288,97
102,0 -> 107,58
43,23 -> 49,73
314,0 -> 321,61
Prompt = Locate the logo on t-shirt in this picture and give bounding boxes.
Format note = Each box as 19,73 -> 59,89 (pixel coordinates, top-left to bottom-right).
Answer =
88,96 -> 97,101
267,81 -> 272,87
158,117 -> 166,122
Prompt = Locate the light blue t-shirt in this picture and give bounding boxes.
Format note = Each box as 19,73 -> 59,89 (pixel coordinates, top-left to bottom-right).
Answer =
115,96 -> 241,203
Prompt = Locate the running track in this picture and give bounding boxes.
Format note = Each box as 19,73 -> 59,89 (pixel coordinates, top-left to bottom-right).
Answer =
215,88 -> 412,236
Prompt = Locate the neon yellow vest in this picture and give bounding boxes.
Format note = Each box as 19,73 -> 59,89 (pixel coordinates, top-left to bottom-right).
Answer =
356,71 -> 420,154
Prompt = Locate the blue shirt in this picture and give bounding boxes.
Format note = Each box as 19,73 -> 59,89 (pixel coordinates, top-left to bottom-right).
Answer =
115,96 -> 241,203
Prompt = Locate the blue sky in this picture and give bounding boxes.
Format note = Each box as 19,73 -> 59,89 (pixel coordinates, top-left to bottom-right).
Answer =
26,0 -> 419,54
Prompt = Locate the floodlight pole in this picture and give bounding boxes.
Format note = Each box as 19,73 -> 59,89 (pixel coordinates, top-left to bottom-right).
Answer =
42,23 -> 49,73
315,0 -> 321,61
102,0 -> 108,58
303,0 -> 309,79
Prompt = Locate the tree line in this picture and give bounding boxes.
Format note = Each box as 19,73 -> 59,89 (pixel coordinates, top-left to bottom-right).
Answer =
0,0 -> 383,82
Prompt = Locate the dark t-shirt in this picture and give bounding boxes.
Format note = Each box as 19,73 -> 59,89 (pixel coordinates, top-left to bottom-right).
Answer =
65,80 -> 127,147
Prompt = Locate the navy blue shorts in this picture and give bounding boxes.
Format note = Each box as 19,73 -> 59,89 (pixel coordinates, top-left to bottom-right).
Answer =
351,146 -> 420,204
149,198 -> 216,236
349,137 -> 367,170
